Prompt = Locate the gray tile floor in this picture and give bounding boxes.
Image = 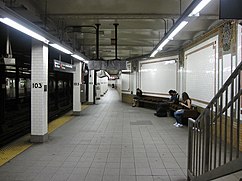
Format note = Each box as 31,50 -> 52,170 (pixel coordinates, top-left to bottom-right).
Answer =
0,88 -> 240,181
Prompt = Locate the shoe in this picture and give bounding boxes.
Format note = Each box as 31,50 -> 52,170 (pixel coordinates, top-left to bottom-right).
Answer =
176,124 -> 183,128
173,122 -> 178,126
154,113 -> 157,116
132,105 -> 136,107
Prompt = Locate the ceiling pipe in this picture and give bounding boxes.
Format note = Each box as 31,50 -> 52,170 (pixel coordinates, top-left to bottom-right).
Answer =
167,19 -> 176,32
64,25 -> 96,33
44,0 -> 47,29
180,0 -> 182,15
113,23 -> 119,60
171,19 -> 175,25
161,18 -> 167,35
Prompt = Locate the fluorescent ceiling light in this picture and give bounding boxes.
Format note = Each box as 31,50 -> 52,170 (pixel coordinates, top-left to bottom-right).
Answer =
150,50 -> 158,57
150,38 -> 170,57
189,0 -> 211,17
0,17 -> 49,44
49,43 -> 72,54
71,54 -> 84,61
164,60 -> 176,64
121,70 -> 131,73
71,54 -> 88,63
157,39 -> 170,51
168,21 -> 188,40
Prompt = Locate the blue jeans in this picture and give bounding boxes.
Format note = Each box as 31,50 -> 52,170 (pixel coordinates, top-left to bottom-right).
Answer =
174,109 -> 184,124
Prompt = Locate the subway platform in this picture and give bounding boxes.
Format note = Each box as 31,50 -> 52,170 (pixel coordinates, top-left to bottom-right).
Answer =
0,89 -> 241,181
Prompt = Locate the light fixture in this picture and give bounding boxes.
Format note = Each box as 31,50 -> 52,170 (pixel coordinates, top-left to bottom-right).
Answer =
71,54 -> 88,63
164,60 -> 176,64
150,50 -> 158,58
168,21 -> 188,40
49,43 -> 72,54
0,17 -> 49,44
189,0 -> 211,17
157,39 -> 170,50
150,20 -> 187,58
71,54 -> 84,61
150,0 -> 212,58
150,38 -> 170,57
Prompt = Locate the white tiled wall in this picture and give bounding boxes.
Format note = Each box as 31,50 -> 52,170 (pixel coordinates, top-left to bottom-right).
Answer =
88,70 -> 94,103
31,40 -> 48,135
73,62 -> 81,112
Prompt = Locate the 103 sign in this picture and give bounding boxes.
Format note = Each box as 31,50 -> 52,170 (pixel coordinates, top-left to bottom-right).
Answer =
32,83 -> 42,88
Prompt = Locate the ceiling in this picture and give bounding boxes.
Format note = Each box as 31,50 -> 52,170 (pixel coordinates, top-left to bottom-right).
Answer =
2,0 -> 220,61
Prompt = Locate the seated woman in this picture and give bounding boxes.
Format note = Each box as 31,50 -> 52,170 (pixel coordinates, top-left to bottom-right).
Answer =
174,92 -> 191,127
132,88 -> 142,107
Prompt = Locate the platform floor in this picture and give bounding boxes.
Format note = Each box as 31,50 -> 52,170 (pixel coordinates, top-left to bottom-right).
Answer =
0,88 -> 241,181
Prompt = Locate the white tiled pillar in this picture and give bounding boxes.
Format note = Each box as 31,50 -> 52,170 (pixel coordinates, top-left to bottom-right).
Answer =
73,61 -> 82,115
88,70 -> 94,104
30,40 -> 48,143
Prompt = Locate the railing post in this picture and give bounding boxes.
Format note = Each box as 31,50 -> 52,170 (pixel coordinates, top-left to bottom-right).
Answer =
187,118 -> 194,180
203,108 -> 210,173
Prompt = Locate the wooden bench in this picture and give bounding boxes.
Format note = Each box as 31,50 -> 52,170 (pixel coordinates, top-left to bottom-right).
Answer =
137,95 -> 169,109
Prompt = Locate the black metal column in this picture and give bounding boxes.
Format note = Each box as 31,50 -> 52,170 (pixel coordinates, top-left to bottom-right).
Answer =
113,23 -> 119,60
96,24 -> 100,60
0,62 -> 5,124
94,24 -> 100,104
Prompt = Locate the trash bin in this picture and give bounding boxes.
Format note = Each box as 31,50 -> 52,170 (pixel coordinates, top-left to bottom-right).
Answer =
96,85 -> 101,99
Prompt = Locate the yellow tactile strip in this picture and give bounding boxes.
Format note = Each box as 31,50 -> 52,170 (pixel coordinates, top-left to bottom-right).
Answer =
0,134 -> 32,166
48,111 -> 74,133
0,104 -> 89,166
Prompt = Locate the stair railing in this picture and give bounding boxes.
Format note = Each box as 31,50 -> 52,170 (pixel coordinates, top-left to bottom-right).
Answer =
187,60 -> 242,181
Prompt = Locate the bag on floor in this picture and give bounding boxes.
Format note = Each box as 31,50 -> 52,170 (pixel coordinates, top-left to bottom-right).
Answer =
156,107 -> 167,117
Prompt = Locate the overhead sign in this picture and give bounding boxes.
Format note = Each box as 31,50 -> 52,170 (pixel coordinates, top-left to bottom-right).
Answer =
53,60 -> 76,73
88,60 -> 127,70
4,58 -> 15,65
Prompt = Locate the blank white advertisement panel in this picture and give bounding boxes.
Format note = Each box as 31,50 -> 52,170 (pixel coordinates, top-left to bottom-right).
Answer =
140,60 -> 177,94
185,36 -> 218,105
122,73 -> 130,91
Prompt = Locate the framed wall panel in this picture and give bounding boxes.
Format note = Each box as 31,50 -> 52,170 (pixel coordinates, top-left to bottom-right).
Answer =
121,73 -> 130,92
140,59 -> 177,96
185,36 -> 218,106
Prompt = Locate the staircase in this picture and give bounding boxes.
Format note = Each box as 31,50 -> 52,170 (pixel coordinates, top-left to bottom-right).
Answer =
187,61 -> 242,181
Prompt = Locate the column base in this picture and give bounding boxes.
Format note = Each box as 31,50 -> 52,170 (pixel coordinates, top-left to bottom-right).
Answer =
30,133 -> 48,143
73,111 -> 81,116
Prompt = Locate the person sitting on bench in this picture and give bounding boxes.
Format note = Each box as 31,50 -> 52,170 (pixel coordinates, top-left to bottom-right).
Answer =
154,90 -> 179,117
174,92 -> 191,127
132,88 -> 142,107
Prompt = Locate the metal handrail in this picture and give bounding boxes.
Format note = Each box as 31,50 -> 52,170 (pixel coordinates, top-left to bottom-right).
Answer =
187,60 -> 242,181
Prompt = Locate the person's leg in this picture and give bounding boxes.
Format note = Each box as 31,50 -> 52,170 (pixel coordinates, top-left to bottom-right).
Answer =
174,111 -> 180,124
176,114 -> 182,124
132,99 -> 136,107
174,110 -> 184,126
